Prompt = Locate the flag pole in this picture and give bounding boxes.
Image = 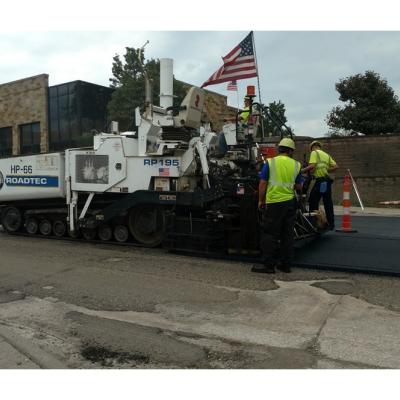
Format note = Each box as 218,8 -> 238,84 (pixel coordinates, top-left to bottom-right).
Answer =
251,31 -> 265,138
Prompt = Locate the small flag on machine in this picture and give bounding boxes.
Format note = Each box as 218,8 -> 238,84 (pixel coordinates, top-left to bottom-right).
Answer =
227,80 -> 238,91
159,168 -> 170,177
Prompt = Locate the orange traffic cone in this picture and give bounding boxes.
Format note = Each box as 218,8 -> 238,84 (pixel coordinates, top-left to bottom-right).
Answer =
336,174 -> 357,233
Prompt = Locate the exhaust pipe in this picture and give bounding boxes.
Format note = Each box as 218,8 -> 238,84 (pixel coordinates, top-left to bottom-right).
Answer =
160,58 -> 174,108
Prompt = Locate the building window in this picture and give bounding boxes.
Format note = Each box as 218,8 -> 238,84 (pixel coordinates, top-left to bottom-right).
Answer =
20,122 -> 41,155
0,126 -> 13,157
49,81 -> 113,151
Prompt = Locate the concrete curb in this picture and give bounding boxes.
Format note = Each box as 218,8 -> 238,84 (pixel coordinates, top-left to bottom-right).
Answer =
0,323 -> 67,369
333,206 -> 400,217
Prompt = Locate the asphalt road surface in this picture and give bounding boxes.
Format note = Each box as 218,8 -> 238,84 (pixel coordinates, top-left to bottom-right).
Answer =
296,216 -> 400,275
1,227 -> 400,369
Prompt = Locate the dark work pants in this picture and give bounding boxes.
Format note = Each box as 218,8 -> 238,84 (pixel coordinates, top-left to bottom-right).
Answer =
260,199 -> 296,265
309,178 -> 335,228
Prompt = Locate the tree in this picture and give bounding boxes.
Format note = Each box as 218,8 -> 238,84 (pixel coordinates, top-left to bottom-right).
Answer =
326,70 -> 400,136
258,100 -> 291,137
107,47 -> 187,131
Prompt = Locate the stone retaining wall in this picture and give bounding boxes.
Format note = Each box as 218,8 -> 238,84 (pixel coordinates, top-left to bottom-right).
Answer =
293,135 -> 400,207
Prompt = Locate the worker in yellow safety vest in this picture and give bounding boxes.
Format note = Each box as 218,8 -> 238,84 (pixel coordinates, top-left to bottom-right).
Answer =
302,140 -> 338,230
252,138 -> 303,274
239,96 -> 251,123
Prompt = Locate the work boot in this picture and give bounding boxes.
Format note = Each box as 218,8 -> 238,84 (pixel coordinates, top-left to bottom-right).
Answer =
276,261 -> 292,273
251,264 -> 275,274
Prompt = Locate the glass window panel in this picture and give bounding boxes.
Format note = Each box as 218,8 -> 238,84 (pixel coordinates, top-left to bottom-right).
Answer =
81,117 -> 95,135
58,95 -> 69,118
49,128 -> 59,146
0,127 -> 12,146
32,123 -> 41,144
49,86 -> 58,98
20,128 -> 31,145
69,92 -> 77,116
59,117 -> 70,142
48,81 -> 113,152
68,82 -> 76,95
0,126 -> 13,157
57,84 -> 68,97
49,97 -> 59,120
49,96 -> 60,149
19,122 -> 41,155
69,118 -> 79,138
32,122 -> 40,135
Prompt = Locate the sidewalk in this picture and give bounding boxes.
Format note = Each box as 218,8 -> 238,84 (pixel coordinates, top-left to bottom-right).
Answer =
334,205 -> 400,217
0,336 -> 39,368
0,323 -> 66,369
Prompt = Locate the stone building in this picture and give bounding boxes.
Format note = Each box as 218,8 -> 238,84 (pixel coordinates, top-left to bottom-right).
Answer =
0,75 -> 113,157
0,74 -> 49,157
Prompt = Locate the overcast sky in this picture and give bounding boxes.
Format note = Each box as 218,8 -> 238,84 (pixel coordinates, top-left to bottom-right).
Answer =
2,31 -> 400,138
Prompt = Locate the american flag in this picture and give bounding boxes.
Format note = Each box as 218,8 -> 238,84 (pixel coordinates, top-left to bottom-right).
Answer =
159,168 -> 170,177
227,80 -> 238,91
201,32 -> 257,88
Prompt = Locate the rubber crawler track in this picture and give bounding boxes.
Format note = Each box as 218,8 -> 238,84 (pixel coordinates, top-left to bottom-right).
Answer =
1,230 -> 147,248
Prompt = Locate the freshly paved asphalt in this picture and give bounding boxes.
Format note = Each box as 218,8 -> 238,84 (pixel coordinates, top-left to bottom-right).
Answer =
296,216 -> 400,275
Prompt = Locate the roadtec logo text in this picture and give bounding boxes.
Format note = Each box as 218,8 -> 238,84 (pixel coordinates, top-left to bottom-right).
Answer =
5,175 -> 59,187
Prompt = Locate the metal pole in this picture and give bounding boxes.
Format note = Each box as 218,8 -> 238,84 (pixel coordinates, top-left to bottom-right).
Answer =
251,31 -> 265,139
348,169 -> 365,211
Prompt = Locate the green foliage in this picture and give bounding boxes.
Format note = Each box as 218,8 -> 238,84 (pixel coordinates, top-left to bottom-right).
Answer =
257,100 -> 291,137
326,71 -> 400,136
107,47 -> 187,131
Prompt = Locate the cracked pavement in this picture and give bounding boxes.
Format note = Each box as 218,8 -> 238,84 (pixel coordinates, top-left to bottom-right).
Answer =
1,232 -> 400,368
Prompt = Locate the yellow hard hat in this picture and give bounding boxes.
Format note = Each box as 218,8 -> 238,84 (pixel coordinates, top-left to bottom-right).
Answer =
278,137 -> 296,150
310,140 -> 322,150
